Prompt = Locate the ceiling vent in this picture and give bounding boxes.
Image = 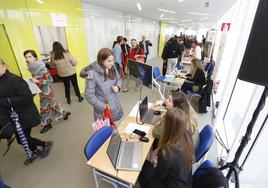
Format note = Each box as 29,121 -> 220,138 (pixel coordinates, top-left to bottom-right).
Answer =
205,1 -> 209,7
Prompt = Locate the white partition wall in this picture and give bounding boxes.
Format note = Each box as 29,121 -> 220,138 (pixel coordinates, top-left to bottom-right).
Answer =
82,2 -> 160,63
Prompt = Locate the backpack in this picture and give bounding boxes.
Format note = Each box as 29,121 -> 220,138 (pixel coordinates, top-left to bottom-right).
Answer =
193,167 -> 229,188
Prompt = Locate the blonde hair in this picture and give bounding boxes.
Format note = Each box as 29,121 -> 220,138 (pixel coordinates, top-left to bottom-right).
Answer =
171,91 -> 198,134
190,58 -> 203,76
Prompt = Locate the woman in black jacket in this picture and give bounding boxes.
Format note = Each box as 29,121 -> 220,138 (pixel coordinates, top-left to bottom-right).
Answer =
181,58 -> 206,94
0,59 -> 52,165
139,108 -> 193,188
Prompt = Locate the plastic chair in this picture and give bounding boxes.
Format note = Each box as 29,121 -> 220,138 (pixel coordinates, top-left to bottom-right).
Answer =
85,126 -> 122,188
193,160 -> 226,188
195,124 -> 214,162
84,126 -> 113,160
153,66 -> 165,82
194,160 -> 215,177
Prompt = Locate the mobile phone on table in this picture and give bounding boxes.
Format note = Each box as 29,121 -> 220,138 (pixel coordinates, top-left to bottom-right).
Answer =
133,129 -> 146,137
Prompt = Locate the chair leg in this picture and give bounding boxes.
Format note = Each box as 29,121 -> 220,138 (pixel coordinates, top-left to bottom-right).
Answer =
93,168 -> 100,188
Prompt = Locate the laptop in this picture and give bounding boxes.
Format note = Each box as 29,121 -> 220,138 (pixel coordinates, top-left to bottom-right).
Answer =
139,97 -> 162,125
106,127 -> 142,171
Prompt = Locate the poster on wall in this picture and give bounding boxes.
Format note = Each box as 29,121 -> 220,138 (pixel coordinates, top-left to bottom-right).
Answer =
221,23 -> 231,31
51,13 -> 68,27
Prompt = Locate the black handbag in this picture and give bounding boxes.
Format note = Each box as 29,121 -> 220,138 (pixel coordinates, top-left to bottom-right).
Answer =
0,122 -> 16,156
0,122 -> 15,139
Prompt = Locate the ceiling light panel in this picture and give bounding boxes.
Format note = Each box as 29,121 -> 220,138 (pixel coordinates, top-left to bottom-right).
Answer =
157,8 -> 176,14
137,3 -> 142,11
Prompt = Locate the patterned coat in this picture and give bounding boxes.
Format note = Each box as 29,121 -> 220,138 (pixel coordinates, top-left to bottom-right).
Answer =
85,62 -> 123,121
28,61 -> 65,126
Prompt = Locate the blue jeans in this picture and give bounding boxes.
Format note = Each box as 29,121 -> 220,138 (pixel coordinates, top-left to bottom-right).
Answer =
115,63 -> 121,74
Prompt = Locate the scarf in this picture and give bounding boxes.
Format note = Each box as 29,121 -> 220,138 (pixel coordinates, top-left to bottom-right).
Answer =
27,60 -> 46,75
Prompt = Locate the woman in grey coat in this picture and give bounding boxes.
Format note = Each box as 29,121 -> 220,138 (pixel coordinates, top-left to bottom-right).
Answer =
85,48 -> 123,121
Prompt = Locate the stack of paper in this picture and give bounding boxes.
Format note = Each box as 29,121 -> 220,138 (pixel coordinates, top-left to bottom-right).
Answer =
124,122 -> 150,136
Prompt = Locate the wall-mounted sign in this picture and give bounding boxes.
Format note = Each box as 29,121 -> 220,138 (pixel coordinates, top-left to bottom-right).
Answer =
221,23 -> 231,31
51,13 -> 68,27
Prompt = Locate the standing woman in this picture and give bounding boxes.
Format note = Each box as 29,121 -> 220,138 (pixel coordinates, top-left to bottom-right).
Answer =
85,48 -> 123,122
51,41 -> 83,104
24,50 -> 71,134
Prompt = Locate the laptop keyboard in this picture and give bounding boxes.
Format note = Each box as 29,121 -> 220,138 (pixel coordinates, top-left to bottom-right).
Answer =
120,142 -> 134,168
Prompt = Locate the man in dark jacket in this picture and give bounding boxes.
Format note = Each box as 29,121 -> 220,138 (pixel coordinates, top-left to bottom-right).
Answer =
139,35 -> 152,63
0,59 -> 52,165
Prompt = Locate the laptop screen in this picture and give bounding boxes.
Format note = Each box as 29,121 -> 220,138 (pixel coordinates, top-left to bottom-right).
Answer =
139,97 -> 148,120
106,128 -> 122,168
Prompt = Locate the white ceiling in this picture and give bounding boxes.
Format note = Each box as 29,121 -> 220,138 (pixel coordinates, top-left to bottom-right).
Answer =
85,0 -> 237,28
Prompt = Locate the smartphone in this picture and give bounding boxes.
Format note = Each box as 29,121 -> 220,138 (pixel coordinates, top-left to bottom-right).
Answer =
132,129 -> 146,137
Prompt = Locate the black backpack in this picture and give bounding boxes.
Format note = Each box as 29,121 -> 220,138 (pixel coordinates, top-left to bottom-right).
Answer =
193,167 -> 229,188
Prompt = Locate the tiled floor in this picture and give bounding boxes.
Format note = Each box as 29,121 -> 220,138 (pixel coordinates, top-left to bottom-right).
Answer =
0,57 -> 218,188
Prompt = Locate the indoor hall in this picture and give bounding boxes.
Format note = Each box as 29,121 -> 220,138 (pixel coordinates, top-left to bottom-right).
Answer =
1,0 -> 268,188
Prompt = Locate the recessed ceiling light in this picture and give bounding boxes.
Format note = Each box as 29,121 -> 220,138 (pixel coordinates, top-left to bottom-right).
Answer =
157,8 -> 176,14
188,12 -> 209,16
160,14 -> 164,18
90,13 -> 99,16
177,0 -> 185,2
180,19 -> 192,22
137,3 -> 142,11
36,0 -> 44,4
200,17 -> 208,20
160,17 -> 175,20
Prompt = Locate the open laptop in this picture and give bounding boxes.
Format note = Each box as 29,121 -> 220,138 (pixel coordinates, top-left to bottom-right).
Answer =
106,127 -> 142,171
139,97 -> 162,125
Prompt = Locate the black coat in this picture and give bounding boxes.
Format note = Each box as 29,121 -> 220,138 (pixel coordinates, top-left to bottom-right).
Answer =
139,40 -> 152,54
187,68 -> 206,86
165,40 -> 182,59
0,70 -> 40,130
140,147 -> 192,188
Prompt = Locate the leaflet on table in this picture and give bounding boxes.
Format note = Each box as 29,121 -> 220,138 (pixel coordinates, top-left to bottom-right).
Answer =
124,122 -> 150,136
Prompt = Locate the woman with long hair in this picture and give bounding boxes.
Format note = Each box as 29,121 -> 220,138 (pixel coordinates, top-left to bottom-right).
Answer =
139,108 -> 193,188
51,41 -> 83,104
152,91 -> 199,152
85,48 -> 123,121
24,50 -> 71,134
181,58 -> 206,94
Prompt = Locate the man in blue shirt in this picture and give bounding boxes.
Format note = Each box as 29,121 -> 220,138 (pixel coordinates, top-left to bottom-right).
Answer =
113,36 -> 123,74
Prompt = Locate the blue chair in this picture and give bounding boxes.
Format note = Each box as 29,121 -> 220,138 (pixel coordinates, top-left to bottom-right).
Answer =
84,126 -> 113,160
193,160 -> 225,188
85,126 -> 121,188
153,66 -> 165,82
195,124 -> 214,162
194,160 -> 215,177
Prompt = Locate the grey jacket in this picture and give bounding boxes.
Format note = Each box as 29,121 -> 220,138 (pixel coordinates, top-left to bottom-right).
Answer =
85,62 -> 123,121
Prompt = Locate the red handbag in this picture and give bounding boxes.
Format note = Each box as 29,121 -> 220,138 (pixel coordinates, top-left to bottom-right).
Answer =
103,104 -> 115,127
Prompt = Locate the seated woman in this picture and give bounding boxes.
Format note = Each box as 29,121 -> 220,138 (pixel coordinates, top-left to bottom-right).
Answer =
181,58 -> 206,94
152,91 -> 199,153
139,108 -> 193,188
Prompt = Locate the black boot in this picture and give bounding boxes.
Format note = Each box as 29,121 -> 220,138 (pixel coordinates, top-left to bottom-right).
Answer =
63,111 -> 71,120
67,98 -> 71,104
40,123 -> 52,134
78,96 -> 84,102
